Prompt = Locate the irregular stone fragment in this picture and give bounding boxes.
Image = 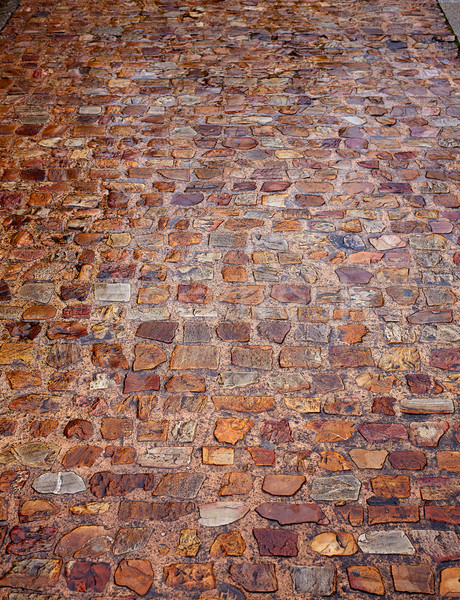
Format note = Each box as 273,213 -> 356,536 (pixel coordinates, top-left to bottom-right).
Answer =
311,532 -> 357,556
133,344 -> 167,371
356,372 -> 401,394
291,566 -> 336,596
118,500 -> 196,523
100,418 -> 132,440
254,528 -> 298,556
176,529 -> 201,556
124,372 -> 160,393
409,420 -> 449,446
258,321 -> 290,343
310,474 -> 361,501
209,531 -> 246,557
62,445 -> 102,469
306,420 -> 355,442
262,474 -> 305,496
391,564 -> 435,594
231,345 -> 273,370
389,451 -> 427,470
279,346 -> 322,368
214,418 -> 254,444
114,559 -> 153,595
89,471 -> 154,498
138,447 -> 193,468
7,524 -> 57,555
0,343 -> 36,366
329,346 -> 374,368
430,348 -> 460,370
371,474 -> 411,497
359,422 -> 408,443
230,563 -> 278,593
55,526 -> 111,557
271,284 -> 310,304
440,568 -> 460,597
136,321 -> 178,343
412,529 -> 460,561
113,527 -> 151,555
368,505 -> 420,525
137,420 -> 168,441
349,449 -> 388,469
64,419 -> 93,440
378,347 -> 420,370
64,561 -> 110,592
92,344 -> 128,369
338,324 -> 368,344
212,395 -> 274,412
153,473 -> 205,499
163,563 -> 215,590
256,503 -> 327,525
19,499 -> 59,523
46,343 -> 79,369
94,283 -> 131,302
170,345 -> 220,369
358,531 -> 415,554
347,566 -> 385,596
0,558 -> 62,590
198,502 -> 249,527
219,472 -> 253,496
8,440 -> 57,470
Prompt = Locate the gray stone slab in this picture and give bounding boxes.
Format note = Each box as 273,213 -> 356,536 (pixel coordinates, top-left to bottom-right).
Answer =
440,3 -> 460,38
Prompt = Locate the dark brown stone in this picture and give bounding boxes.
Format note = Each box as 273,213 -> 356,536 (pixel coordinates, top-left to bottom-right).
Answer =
124,372 -> 160,393
64,419 -> 93,440
406,373 -> 443,394
388,451 -> 427,470
256,502 -> 327,525
7,525 -> 57,555
65,561 -> 111,592
119,501 -> 196,522
136,321 -> 178,342
92,344 -> 129,369
253,528 -> 298,556
89,471 -> 155,498
216,322 -> 250,342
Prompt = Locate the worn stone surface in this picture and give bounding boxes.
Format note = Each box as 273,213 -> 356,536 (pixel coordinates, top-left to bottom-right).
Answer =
0,0 -> 458,597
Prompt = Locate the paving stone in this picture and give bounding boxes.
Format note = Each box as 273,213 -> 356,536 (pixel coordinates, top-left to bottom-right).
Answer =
357,531 -> 415,554
347,565 -> 385,596
310,474 -> 361,501
114,559 -> 153,595
230,563 -> 278,593
391,564 -> 435,594
291,566 -> 336,596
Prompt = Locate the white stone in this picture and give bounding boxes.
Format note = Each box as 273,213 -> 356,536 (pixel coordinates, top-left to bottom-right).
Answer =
32,472 -> 86,494
94,283 -> 131,302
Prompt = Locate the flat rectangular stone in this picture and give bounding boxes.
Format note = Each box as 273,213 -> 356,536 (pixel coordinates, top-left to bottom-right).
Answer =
94,283 -> 131,302
400,397 -> 454,414
137,447 -> 192,468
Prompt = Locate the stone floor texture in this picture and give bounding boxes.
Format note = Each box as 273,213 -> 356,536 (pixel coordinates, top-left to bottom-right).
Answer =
0,0 -> 459,597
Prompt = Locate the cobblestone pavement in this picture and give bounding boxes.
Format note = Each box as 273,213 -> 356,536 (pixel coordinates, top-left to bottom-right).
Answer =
0,0 -> 459,597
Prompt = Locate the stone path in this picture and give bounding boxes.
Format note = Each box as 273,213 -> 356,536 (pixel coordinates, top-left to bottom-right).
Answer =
0,0 -> 459,597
